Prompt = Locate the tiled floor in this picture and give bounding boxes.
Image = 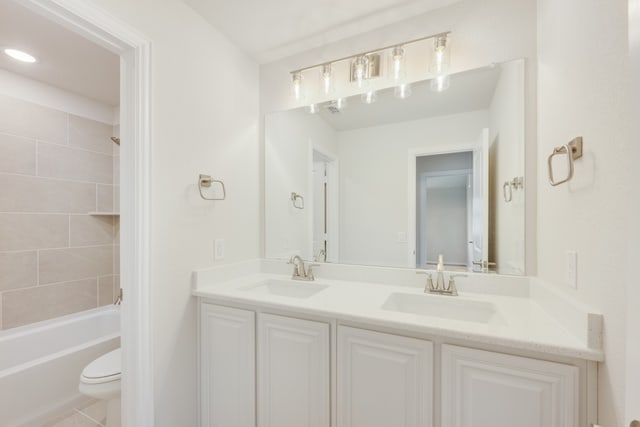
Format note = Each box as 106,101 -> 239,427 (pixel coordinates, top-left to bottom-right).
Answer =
41,399 -> 108,427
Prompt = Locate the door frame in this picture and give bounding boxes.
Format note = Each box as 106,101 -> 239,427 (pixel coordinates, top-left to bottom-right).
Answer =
20,1 -> 154,425
407,143 -> 478,268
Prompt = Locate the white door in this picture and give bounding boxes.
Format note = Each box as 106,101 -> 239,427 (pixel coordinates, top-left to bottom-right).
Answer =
258,313 -> 330,427
199,304 -> 255,427
441,345 -> 578,427
471,129 -> 489,270
338,326 -> 433,427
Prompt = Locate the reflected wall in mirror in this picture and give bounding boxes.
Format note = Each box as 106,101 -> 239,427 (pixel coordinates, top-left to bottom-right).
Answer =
265,59 -> 526,275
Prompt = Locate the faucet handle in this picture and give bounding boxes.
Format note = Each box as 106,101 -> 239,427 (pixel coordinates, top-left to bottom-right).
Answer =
417,270 -> 435,292
447,274 -> 468,292
306,263 -> 320,279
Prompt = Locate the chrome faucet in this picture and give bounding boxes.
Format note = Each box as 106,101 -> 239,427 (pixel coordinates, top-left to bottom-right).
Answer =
416,255 -> 467,296
288,255 -> 317,281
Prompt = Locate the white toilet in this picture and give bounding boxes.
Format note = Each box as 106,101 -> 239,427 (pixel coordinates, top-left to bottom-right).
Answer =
79,348 -> 121,427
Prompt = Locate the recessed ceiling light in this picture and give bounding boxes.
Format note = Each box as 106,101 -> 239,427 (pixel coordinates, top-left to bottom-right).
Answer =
4,48 -> 37,63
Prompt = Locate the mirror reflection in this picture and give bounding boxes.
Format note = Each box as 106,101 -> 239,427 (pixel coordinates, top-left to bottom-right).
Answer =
265,59 -> 525,275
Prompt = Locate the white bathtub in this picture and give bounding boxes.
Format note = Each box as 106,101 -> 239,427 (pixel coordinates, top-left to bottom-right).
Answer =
0,306 -> 120,427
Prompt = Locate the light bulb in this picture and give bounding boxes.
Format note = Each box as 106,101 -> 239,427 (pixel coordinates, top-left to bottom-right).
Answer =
291,72 -> 303,100
389,46 -> 405,81
351,56 -> 369,88
394,83 -> 412,99
361,91 -> 377,105
320,63 -> 333,95
430,74 -> 450,92
429,35 -> 450,75
307,104 -> 319,114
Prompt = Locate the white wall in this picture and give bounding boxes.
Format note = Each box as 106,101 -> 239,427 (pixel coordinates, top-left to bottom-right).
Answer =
336,111 -> 488,267
265,109 -> 337,260
259,0 -> 538,274
537,0 -> 631,424
77,1 -> 260,425
489,60 -> 525,275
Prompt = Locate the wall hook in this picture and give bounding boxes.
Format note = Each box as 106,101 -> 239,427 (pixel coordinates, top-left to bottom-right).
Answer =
198,174 -> 226,200
548,137 -> 583,186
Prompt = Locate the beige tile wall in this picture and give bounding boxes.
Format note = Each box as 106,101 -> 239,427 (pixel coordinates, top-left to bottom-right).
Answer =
0,94 -> 119,330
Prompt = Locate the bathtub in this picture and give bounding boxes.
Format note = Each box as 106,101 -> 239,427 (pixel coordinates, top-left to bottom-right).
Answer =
0,306 -> 120,427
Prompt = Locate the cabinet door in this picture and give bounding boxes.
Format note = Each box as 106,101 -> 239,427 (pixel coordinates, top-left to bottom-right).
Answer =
338,326 -> 433,427
441,345 -> 578,427
258,313 -> 330,427
200,304 -> 255,427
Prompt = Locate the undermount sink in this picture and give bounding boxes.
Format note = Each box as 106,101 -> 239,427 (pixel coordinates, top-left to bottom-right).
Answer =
381,292 -> 505,325
240,279 -> 328,299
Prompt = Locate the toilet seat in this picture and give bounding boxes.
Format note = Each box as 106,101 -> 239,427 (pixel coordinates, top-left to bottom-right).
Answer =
81,348 -> 121,385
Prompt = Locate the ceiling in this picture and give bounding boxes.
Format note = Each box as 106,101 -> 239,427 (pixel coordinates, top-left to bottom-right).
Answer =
183,0 -> 461,63
0,0 -> 119,106
315,65 -> 501,131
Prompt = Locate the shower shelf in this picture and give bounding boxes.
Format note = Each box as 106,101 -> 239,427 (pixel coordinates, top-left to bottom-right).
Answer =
88,211 -> 120,216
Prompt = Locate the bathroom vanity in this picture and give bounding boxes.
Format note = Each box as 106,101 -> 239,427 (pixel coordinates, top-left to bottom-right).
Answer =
193,260 -> 602,427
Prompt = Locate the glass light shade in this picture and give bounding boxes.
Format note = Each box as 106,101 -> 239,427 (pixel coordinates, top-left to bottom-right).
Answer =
430,74 -> 451,92
291,72 -> 303,100
320,63 -> 334,95
351,55 -> 370,89
394,83 -> 412,99
389,46 -> 406,82
429,35 -> 450,75
361,91 -> 377,105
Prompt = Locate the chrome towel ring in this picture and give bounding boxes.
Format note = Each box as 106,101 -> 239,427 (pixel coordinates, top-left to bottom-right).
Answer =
547,137 -> 583,186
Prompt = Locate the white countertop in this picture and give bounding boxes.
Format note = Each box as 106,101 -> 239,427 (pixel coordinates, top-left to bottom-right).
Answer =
193,261 -> 604,362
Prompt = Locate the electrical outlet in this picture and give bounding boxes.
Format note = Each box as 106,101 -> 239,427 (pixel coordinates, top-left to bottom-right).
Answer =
214,239 -> 225,261
566,250 -> 577,289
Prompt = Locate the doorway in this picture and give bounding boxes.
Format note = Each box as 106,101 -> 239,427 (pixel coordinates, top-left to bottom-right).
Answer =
17,1 -> 153,425
416,154 -> 472,269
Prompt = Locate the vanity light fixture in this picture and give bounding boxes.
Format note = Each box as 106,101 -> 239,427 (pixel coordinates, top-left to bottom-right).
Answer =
4,48 -> 37,63
320,63 -> 334,95
289,31 -> 450,102
291,71 -> 303,100
394,83 -> 412,99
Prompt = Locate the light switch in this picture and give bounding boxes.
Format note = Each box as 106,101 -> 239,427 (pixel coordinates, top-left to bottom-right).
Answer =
215,239 -> 225,260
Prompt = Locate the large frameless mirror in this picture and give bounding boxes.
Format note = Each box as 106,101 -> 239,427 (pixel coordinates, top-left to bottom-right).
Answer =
265,58 -> 526,275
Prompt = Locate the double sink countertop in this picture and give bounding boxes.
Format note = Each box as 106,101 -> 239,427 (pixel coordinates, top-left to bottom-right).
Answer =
193,259 -> 604,362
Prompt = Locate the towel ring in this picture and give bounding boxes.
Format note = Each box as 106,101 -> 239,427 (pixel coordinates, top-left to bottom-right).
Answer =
547,137 -> 583,186
198,174 -> 226,200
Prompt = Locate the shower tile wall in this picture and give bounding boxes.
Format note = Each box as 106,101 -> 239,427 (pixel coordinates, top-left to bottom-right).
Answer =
0,94 -> 119,330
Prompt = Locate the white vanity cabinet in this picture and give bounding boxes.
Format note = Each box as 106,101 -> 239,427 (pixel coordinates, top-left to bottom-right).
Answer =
199,303 -> 255,427
198,301 -> 588,427
441,344 -> 579,427
337,326 -> 434,427
258,313 -> 330,427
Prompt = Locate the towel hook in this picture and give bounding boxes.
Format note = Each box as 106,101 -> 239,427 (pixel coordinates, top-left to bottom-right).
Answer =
548,137 -> 583,186
198,174 -> 226,200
